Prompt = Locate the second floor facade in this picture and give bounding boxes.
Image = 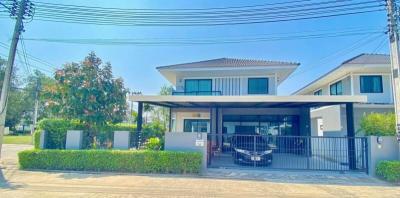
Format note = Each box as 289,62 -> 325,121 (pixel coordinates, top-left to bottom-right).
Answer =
294,54 -> 392,104
157,58 -> 299,96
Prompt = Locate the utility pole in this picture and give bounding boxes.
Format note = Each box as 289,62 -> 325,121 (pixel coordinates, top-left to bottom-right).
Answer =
386,0 -> 400,141
0,0 -> 33,158
31,77 -> 40,134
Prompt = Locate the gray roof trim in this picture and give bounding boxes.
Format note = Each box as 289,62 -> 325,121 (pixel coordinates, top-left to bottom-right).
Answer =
157,58 -> 300,70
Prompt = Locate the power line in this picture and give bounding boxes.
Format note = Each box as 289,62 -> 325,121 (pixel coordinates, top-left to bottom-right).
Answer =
286,32 -> 386,80
33,0 -> 374,17
0,41 -> 57,70
0,0 -> 384,26
21,28 -> 385,46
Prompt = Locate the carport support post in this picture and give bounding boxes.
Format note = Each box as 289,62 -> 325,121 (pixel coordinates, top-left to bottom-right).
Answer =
136,102 -> 143,149
346,103 -> 357,170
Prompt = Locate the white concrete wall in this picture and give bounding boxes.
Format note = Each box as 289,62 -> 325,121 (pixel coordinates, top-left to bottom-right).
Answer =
353,74 -> 393,104
171,108 -> 210,132
368,136 -> 400,176
66,130 -> 83,150
165,132 -> 208,171
175,75 -> 277,95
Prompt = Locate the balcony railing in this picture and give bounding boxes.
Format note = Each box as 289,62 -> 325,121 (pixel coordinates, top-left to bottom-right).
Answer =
172,91 -> 222,96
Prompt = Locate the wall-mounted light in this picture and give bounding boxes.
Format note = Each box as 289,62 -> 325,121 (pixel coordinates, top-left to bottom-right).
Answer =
377,136 -> 383,148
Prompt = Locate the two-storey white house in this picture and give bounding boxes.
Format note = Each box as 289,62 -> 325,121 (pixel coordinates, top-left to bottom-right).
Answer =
157,58 -> 299,134
130,57 -> 367,171
293,53 -> 394,136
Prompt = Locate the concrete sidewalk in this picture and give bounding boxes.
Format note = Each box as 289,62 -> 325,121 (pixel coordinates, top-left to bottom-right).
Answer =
1,144 -> 399,197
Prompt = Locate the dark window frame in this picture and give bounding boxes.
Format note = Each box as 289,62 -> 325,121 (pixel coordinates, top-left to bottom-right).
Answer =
248,78 -> 269,95
184,79 -> 212,95
359,75 -> 383,93
183,119 -> 210,133
330,80 -> 343,95
314,89 -> 322,96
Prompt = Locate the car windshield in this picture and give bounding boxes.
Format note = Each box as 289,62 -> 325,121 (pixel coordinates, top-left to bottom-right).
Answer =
232,135 -> 270,151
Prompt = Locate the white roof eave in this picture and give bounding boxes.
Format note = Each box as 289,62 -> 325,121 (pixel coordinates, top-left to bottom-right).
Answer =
129,95 -> 367,103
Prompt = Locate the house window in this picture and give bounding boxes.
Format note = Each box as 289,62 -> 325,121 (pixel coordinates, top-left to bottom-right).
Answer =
184,79 -> 212,95
360,75 -> 383,93
330,81 -> 343,95
314,89 -> 322,95
248,78 -> 269,94
183,119 -> 209,132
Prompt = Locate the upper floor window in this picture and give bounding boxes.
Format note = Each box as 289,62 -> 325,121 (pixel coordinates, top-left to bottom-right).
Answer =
314,89 -> 322,96
184,79 -> 212,95
330,81 -> 343,95
248,78 -> 269,94
360,75 -> 383,93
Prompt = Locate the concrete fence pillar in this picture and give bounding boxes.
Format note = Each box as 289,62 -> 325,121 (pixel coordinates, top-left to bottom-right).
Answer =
367,136 -> 400,176
39,130 -> 46,149
113,131 -> 130,150
66,130 -> 83,150
165,132 -> 208,172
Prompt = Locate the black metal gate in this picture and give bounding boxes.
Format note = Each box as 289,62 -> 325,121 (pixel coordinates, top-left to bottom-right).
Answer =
207,134 -> 368,172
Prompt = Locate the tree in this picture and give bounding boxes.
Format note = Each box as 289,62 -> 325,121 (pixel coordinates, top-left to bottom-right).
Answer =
24,70 -> 57,121
359,112 -> 396,136
159,84 -> 173,95
48,52 -> 128,144
0,56 -> 29,131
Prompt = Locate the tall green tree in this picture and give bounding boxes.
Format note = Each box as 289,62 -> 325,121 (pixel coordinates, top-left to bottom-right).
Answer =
49,52 -> 128,142
0,56 -> 29,130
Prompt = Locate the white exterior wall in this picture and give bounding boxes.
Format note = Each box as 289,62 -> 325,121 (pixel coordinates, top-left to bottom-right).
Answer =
171,108 -> 210,132
352,74 -> 393,104
303,73 -> 393,104
175,75 -> 277,95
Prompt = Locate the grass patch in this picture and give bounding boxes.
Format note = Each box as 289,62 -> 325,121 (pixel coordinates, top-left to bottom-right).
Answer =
3,135 -> 32,145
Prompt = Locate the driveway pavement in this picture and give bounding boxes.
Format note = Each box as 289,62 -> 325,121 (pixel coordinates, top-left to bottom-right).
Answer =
1,144 -> 399,197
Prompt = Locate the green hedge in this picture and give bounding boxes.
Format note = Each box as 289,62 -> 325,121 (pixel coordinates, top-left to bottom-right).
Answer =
34,119 -> 85,149
376,161 -> 400,183
18,149 -> 202,174
33,119 -> 165,150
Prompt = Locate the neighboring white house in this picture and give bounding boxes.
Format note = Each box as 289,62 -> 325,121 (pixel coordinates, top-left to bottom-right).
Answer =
293,53 -> 394,136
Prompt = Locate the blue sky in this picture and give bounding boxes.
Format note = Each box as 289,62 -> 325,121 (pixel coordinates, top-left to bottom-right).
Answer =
0,0 -> 389,95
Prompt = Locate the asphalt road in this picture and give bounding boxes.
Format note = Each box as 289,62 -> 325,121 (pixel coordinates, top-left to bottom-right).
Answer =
1,144 -> 399,198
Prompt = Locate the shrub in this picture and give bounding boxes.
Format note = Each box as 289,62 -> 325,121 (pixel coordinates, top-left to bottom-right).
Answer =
359,113 -> 396,136
142,121 -> 165,139
35,119 -> 84,149
82,123 -> 136,149
376,161 -> 400,183
18,149 -> 202,174
33,118 -> 165,150
144,137 -> 163,150
33,130 -> 41,149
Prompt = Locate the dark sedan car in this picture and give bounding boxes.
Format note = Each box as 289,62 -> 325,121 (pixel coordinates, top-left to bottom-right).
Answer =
231,135 -> 273,166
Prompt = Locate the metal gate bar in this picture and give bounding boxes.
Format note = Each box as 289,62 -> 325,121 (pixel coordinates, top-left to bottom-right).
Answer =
207,134 -> 368,172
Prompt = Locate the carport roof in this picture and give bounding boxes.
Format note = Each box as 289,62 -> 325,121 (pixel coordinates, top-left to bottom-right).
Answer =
129,95 -> 367,108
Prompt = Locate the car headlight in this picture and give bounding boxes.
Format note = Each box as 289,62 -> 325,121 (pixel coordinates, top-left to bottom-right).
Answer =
234,148 -> 251,155
263,150 -> 272,155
